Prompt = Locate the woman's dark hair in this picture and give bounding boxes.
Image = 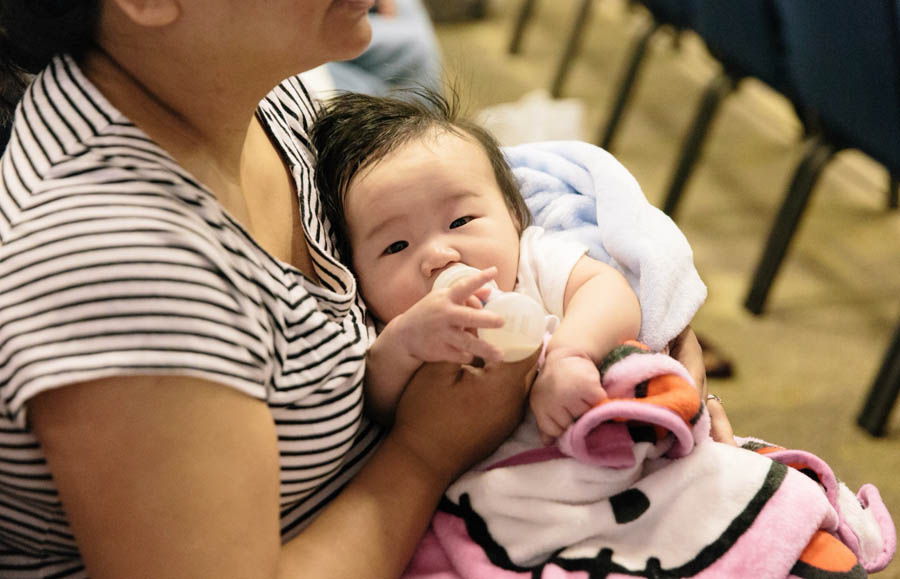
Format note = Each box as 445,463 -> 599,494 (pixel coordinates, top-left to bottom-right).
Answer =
311,88 -> 531,267
0,0 -> 100,124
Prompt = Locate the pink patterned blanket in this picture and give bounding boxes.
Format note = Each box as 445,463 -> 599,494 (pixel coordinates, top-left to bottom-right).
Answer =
403,344 -> 896,579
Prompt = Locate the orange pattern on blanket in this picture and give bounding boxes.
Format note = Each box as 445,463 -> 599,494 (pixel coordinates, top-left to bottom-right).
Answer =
755,446 -> 817,473
798,530 -> 859,572
756,446 -> 788,455
644,374 -> 701,423
623,340 -> 651,351
595,365 -> 701,444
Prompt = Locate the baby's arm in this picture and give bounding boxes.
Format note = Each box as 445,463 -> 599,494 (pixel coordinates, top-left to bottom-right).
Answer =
365,268 -> 505,423
531,255 -> 641,439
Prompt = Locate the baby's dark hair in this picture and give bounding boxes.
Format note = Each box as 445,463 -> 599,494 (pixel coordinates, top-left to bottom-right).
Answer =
0,0 -> 100,124
311,88 -> 531,267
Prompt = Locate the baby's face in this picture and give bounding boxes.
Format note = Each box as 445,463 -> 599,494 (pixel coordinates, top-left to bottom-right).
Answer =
344,129 -> 521,323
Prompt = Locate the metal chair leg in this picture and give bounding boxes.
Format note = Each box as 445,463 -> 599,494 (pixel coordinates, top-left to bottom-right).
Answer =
549,0 -> 594,98
597,19 -> 660,151
744,137 -> 837,315
889,175 -> 898,210
858,318 -> 900,436
509,0 -> 539,55
661,71 -> 737,218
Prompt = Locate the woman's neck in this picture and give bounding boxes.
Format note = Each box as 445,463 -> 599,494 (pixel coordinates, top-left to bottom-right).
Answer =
78,45 -> 266,204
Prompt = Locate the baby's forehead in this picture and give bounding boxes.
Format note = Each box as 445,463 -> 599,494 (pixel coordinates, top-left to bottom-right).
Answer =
420,125 -> 485,152
375,126 -> 484,163
348,127 -> 488,188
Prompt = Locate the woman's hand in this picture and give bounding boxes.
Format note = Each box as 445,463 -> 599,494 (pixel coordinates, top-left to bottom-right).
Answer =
668,326 -> 706,399
706,396 -> 735,446
390,353 -> 537,483
284,353 -> 536,579
668,327 -> 737,446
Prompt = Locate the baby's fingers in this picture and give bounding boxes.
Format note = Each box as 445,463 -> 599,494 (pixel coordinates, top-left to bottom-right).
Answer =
452,306 -> 505,331
449,331 -> 504,363
464,295 -> 485,311
447,266 -> 498,303
443,346 -> 476,365
534,410 -> 568,443
472,285 -> 492,304
567,397 -> 594,420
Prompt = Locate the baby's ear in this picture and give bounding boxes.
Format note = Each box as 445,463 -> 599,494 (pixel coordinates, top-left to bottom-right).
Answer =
110,0 -> 180,28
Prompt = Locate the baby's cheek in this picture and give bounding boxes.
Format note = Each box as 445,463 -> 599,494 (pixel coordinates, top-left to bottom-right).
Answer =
358,277 -> 393,323
495,261 -> 520,293
364,277 -> 421,323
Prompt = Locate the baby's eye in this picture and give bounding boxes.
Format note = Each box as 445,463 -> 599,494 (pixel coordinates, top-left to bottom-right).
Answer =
449,216 -> 473,229
384,241 -> 408,255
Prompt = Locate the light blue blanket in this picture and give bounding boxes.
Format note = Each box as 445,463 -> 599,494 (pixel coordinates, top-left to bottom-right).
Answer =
505,141 -> 707,351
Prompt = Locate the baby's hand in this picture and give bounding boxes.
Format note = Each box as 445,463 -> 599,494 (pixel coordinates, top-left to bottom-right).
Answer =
393,267 -> 505,365
530,348 -> 606,443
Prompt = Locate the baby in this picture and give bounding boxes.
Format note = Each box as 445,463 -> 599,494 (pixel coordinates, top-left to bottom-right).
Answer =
312,90 -> 641,440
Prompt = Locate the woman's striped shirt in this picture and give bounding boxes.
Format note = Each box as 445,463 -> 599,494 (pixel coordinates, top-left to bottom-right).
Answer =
0,54 -> 382,578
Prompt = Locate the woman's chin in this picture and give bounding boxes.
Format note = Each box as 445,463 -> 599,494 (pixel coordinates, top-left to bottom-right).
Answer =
333,0 -> 378,11
323,4 -> 374,61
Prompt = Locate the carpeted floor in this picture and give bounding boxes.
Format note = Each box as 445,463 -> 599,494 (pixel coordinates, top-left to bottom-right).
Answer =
433,1 -> 900,575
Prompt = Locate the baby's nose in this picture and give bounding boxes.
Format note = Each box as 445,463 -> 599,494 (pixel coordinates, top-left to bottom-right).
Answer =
421,244 -> 461,277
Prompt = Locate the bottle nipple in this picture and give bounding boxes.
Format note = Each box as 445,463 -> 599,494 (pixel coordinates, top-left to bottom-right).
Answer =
433,263 -> 499,294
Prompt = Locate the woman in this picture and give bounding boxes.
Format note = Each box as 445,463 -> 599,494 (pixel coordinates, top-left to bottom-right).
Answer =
0,1 -> 729,577
325,0 -> 444,98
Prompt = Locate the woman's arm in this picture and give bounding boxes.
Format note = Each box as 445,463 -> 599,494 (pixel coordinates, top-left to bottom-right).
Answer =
285,358 -> 534,577
30,376 -> 283,579
30,357 -> 534,578
365,324 -> 424,423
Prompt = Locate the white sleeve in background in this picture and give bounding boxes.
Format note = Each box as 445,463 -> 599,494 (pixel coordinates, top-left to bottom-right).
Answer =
515,226 -> 588,319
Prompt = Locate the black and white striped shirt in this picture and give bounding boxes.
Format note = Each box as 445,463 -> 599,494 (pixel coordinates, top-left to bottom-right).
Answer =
0,54 -> 382,578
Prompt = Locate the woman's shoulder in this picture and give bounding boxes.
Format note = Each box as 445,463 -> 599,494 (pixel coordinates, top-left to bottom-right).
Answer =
256,75 -> 320,167
0,125 -> 285,327
2,55 -> 217,237
1,131 -> 229,252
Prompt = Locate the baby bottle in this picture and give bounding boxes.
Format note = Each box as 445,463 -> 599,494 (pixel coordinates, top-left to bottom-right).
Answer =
433,263 -> 546,362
